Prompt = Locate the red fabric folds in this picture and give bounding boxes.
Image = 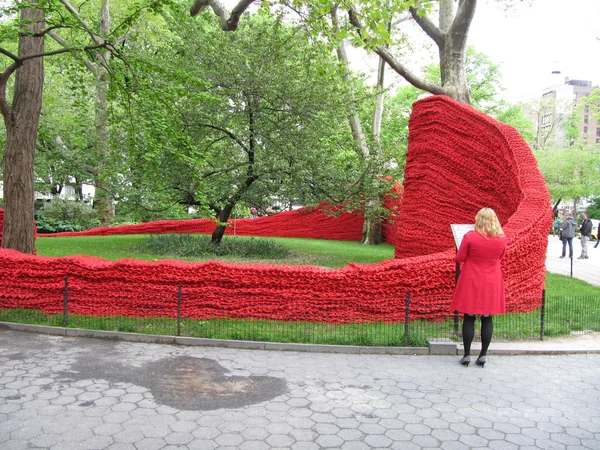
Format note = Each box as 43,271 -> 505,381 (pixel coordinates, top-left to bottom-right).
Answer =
0,96 -> 551,323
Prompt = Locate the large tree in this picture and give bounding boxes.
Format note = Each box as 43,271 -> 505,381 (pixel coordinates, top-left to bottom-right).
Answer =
190,0 -> 478,104
0,2 -> 45,254
112,10 -> 360,242
1,0 -> 173,252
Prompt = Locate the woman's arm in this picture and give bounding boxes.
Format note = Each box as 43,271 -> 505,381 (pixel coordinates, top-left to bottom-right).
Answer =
456,232 -> 471,262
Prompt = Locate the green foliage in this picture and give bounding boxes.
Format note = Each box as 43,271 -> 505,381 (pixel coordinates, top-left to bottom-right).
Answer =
584,198 -> 600,220
496,104 -> 536,145
37,197 -> 99,233
106,7 -> 359,221
536,142 -> 600,201
140,234 -> 291,259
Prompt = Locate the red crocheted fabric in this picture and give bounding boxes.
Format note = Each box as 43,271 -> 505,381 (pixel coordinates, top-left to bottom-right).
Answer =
0,96 -> 551,323
41,204 -> 365,241
394,96 -> 552,303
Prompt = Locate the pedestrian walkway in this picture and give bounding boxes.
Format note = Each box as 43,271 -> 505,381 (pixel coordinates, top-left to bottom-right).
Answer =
1,330 -> 599,450
546,235 -> 600,286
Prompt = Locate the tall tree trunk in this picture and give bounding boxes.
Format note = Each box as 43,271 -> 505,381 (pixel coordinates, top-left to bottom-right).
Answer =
1,3 -> 45,254
93,0 -> 114,224
438,0 -> 472,104
332,6 -> 383,244
211,203 -> 235,244
362,51 -> 387,245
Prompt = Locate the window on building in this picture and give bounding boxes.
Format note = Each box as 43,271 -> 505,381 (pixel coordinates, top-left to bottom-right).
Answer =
583,126 -> 588,134
584,115 -> 589,123
541,114 -> 552,127
597,127 -> 600,137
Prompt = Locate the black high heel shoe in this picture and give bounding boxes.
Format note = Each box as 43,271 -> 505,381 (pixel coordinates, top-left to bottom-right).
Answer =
459,355 -> 471,367
475,356 -> 486,367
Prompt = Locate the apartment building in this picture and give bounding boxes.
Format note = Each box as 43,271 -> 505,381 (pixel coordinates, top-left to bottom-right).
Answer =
540,77 -> 599,146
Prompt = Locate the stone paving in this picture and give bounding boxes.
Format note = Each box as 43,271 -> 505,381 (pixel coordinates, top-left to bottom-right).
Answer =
1,330 -> 600,449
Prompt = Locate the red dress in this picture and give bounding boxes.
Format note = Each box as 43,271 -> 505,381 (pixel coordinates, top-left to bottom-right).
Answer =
451,231 -> 508,315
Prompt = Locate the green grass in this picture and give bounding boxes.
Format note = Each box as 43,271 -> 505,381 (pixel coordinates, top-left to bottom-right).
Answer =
35,234 -> 396,268
9,235 -> 598,346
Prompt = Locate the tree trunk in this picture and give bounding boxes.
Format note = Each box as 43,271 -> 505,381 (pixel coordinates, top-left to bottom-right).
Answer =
93,0 -> 114,225
362,50 -> 387,245
439,43 -> 470,104
1,4 -> 44,254
438,0 -> 473,104
211,203 -> 235,244
362,217 -> 383,245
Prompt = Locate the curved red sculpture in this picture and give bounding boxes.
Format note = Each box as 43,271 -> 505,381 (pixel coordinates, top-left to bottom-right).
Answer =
0,96 -> 552,323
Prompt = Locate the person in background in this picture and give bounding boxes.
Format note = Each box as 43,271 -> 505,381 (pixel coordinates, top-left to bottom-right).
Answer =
451,208 -> 508,368
578,213 -> 592,259
552,216 -> 561,236
250,206 -> 258,219
560,214 -> 578,259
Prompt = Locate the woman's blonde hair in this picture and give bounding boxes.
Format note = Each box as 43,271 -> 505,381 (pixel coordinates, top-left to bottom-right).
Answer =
474,208 -> 504,238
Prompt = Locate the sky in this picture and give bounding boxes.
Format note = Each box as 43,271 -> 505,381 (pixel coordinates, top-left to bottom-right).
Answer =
349,0 -> 600,103
469,0 -> 600,102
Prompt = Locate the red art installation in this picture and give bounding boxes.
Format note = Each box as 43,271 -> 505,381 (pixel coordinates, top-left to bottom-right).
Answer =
43,204 -> 366,241
0,96 -> 552,323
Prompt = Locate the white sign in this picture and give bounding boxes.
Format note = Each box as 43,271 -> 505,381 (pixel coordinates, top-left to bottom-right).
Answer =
450,224 -> 475,250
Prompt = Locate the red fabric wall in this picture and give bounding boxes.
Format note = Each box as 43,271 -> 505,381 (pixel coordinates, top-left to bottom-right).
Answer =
42,204 -> 366,241
393,96 -> 552,300
0,96 -> 551,323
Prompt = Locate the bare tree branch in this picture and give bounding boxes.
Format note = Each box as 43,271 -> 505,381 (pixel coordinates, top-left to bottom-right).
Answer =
0,47 -> 19,61
48,30 -> 97,76
450,0 -> 477,41
0,63 -> 20,119
348,10 -> 447,97
57,0 -> 102,45
331,5 -> 369,159
17,42 -> 111,64
409,6 -> 444,47
198,123 -> 250,153
190,0 -> 256,31
29,25 -> 69,37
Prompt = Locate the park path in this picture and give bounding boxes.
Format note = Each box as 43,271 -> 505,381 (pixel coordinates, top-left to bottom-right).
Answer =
546,235 -> 600,286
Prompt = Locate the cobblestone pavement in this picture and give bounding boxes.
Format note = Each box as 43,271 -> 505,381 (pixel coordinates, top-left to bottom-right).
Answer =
1,331 -> 600,449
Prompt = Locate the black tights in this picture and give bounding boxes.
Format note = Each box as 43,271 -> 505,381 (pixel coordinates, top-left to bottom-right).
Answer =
462,314 -> 493,357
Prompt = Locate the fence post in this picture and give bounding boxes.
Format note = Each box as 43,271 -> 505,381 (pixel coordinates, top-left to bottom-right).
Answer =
63,276 -> 68,328
404,291 -> 410,347
540,289 -> 546,341
454,311 -> 459,336
570,255 -> 573,278
177,283 -> 182,337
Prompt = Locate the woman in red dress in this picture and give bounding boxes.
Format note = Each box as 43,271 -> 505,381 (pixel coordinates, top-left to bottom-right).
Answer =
451,208 -> 508,367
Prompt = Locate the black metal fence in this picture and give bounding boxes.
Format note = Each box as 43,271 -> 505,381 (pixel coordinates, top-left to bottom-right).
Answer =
1,278 -> 599,347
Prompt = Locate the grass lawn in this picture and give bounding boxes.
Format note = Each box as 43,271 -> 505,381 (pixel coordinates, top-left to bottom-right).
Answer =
35,234 -> 396,268
8,234 -> 597,346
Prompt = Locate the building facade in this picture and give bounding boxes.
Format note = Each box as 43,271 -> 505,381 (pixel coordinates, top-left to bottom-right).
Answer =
539,77 -> 599,147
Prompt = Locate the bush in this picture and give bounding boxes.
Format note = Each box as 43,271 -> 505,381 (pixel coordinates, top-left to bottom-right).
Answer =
37,198 -> 99,233
140,234 -> 291,259
586,198 -> 600,219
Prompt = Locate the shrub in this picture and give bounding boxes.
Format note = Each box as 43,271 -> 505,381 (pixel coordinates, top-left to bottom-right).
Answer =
37,197 -> 99,233
140,234 -> 290,259
585,198 -> 600,220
